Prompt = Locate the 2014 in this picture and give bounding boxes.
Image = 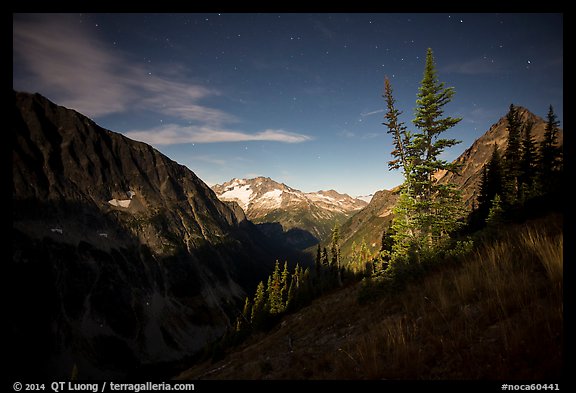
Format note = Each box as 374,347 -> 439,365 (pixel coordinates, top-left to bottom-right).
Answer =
25,384 -> 45,391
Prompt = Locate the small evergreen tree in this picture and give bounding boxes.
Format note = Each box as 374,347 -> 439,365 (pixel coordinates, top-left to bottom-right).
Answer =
539,105 -> 562,192
268,261 -> 284,314
330,225 -> 342,286
477,144 -> 504,222
280,261 -> 290,307
251,281 -> 267,329
486,194 -> 505,227
518,119 -> 538,201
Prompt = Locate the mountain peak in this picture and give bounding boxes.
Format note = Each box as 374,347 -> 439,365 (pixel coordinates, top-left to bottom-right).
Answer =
437,106 -> 563,209
212,177 -> 367,241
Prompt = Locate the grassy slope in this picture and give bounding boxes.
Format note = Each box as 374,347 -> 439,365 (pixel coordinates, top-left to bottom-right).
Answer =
176,214 -> 562,380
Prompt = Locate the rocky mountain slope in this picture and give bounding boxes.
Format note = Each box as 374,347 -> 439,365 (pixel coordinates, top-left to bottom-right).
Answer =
11,91 -> 279,379
436,106 -> 563,209
212,177 -> 367,245
338,106 -> 563,260
338,188 -> 399,258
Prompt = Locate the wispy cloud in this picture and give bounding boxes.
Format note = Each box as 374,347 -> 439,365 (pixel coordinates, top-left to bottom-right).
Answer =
13,14 -> 231,123
126,124 -> 312,145
360,109 -> 385,117
13,14 -> 312,145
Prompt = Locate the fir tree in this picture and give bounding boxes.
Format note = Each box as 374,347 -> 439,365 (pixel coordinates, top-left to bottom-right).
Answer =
503,104 -> 523,202
268,261 -> 284,314
411,48 -> 462,245
281,261 -> 290,307
330,225 -> 342,286
251,281 -> 267,329
486,194 -> 505,227
519,119 -> 538,201
539,105 -> 562,191
383,76 -> 413,181
477,144 -> 504,221
385,48 -> 462,258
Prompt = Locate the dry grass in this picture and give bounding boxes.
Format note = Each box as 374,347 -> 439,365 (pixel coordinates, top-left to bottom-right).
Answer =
177,214 -> 562,380
338,216 -> 563,379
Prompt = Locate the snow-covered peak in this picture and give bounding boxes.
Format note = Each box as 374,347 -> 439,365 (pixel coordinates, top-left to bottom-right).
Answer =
212,177 -> 368,216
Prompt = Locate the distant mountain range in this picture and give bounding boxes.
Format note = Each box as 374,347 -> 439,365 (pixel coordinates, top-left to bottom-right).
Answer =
212,177 -> 367,246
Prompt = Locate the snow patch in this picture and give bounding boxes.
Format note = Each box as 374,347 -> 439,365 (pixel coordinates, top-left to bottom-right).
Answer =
108,190 -> 136,208
259,189 -> 283,208
307,193 -> 336,202
220,184 -> 254,210
108,198 -> 132,208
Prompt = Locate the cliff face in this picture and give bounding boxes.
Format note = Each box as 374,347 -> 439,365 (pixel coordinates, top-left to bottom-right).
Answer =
11,91 -> 274,379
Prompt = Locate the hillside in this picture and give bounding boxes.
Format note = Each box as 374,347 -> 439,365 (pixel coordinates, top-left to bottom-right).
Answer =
339,188 -> 399,258
338,106 -> 563,260
176,214 -> 562,379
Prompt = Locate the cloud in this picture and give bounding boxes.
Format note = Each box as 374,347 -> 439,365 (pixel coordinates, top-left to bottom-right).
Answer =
125,124 -> 312,145
13,14 -> 313,145
13,14 -> 227,123
360,109 -> 385,117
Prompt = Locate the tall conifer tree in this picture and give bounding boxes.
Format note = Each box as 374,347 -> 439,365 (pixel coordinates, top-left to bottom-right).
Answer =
384,48 -> 463,259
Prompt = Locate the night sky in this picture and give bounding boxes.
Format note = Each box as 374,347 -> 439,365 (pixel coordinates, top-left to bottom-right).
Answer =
13,13 -> 563,197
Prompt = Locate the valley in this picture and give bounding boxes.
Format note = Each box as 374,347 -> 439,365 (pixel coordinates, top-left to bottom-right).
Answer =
10,90 -> 563,380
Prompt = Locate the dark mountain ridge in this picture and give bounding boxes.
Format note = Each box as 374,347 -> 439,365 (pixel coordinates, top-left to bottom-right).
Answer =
11,91 -> 284,379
